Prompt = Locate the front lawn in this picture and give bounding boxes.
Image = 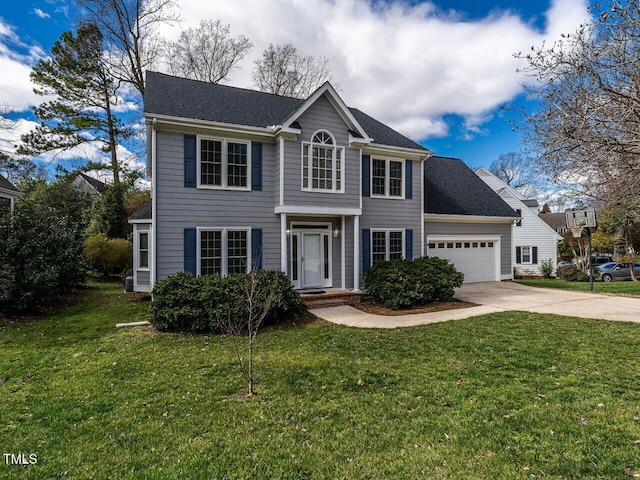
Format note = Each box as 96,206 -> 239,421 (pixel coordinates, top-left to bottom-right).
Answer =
516,278 -> 640,297
2,281 -> 640,478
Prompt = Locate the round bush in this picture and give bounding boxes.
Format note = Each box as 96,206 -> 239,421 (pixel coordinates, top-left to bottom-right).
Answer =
84,233 -> 132,275
364,256 -> 464,310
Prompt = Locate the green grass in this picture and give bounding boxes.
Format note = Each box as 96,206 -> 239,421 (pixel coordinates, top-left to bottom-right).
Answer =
3,281 -> 640,479
516,278 -> 640,296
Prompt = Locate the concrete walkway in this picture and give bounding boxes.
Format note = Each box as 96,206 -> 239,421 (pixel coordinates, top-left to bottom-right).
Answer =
309,282 -> 640,328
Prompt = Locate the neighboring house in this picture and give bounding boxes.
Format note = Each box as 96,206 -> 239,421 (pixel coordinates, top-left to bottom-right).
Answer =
0,174 -> 22,215
424,158 -> 518,282
71,172 -> 107,199
476,167 -> 563,276
539,212 -> 569,235
129,72 -> 516,292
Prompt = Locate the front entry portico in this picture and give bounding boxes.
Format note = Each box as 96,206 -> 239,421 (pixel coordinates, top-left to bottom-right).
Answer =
289,225 -> 332,289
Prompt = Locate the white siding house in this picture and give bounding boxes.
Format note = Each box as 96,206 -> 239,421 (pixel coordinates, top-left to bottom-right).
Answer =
475,167 -> 563,277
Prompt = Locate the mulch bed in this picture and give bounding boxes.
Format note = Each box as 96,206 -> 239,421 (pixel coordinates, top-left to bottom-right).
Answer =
353,297 -> 477,316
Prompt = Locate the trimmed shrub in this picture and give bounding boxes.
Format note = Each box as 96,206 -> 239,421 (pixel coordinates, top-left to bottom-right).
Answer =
540,258 -> 555,279
84,234 -> 132,275
364,256 -> 464,310
150,270 -> 301,333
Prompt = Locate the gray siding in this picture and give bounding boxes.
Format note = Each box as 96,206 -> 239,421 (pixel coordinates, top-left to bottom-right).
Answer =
137,270 -> 150,285
424,222 -> 512,276
359,159 -> 424,284
154,130 -> 281,280
282,95 -> 360,208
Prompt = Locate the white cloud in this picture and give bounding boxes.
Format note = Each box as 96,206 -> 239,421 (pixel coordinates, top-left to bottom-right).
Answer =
0,19 -> 47,112
162,0 -> 590,141
34,8 -> 51,19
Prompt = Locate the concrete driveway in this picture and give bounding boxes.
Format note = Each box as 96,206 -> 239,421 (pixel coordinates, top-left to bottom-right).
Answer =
310,281 -> 640,329
455,281 -> 640,323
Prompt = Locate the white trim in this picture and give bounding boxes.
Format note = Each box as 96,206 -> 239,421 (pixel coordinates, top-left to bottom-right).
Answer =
301,130 -> 345,194
135,230 -> 150,271
195,227 -> 252,276
151,118 -> 157,286
363,144 -> 432,161
275,205 -> 362,216
128,218 -> 151,224
370,157 -> 405,199
426,234 -> 502,282
420,157 -> 426,257
341,215 -> 346,290
196,135 -> 251,191
370,228 -> 406,264
424,213 -> 519,224
279,137 -> 285,206
146,113 -> 275,138
353,216 -> 360,293
281,82 -> 370,141
0,188 -> 22,198
281,213 -> 287,273
359,149 -> 363,211
518,245 -> 534,265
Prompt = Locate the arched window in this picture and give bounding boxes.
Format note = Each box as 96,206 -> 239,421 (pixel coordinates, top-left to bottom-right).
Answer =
301,130 -> 344,192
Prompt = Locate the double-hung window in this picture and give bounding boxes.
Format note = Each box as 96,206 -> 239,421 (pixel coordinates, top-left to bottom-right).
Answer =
371,230 -> 405,265
302,130 -> 344,193
520,246 -> 532,264
371,158 -> 404,198
199,228 -> 249,276
137,231 -> 149,270
199,137 -> 250,189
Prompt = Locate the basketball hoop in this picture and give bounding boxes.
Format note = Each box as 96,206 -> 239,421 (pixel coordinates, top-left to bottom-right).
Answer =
569,225 -> 584,238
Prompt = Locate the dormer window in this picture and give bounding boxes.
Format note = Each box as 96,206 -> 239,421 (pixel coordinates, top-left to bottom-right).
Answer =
301,130 -> 344,193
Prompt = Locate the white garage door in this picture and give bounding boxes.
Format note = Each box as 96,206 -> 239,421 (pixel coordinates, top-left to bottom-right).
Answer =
427,238 -> 499,283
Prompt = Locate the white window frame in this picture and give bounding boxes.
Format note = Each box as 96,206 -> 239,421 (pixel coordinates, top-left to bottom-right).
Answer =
371,229 -> 405,265
136,230 -> 150,271
196,227 -> 252,276
370,158 -> 405,199
301,130 -> 345,193
197,135 -> 251,191
520,245 -> 533,264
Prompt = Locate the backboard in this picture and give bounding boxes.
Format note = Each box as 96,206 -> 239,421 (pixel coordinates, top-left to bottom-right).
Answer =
565,208 -> 597,228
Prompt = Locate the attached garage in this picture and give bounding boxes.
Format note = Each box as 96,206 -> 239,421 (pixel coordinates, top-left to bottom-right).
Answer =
426,236 -> 501,283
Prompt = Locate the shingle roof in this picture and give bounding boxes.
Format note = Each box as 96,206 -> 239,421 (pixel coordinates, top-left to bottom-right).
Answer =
424,156 -> 517,217
0,174 -> 20,193
539,212 -> 566,230
78,173 -> 107,193
144,71 -> 427,152
129,200 -> 152,221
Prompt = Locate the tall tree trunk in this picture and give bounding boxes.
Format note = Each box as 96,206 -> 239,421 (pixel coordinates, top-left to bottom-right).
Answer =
103,86 -> 120,185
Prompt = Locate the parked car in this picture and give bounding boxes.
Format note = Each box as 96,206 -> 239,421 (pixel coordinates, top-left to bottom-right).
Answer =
577,256 -> 613,267
594,262 -> 640,282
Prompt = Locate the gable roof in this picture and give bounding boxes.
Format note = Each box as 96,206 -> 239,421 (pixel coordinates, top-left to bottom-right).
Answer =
539,212 -> 567,231
0,173 -> 20,194
129,199 -> 152,221
144,71 -> 427,152
424,156 -> 517,218
78,173 -> 107,193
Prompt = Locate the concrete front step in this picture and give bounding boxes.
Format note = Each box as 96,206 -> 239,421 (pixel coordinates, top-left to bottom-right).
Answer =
300,290 -> 362,308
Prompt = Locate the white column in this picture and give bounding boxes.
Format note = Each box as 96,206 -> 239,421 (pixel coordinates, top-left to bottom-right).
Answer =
353,216 -> 360,293
341,215 -> 346,290
280,213 -> 288,273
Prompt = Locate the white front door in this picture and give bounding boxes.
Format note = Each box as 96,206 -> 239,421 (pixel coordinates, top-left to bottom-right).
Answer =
302,233 -> 323,288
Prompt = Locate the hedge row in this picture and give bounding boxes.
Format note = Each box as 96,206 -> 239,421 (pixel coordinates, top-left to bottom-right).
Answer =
150,270 -> 301,333
364,256 -> 464,310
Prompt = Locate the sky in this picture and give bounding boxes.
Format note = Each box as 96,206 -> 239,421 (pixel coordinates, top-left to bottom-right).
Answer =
0,0 -> 592,179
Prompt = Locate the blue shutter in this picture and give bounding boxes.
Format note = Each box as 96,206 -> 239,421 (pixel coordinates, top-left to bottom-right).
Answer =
251,142 -> 262,191
184,135 -> 197,187
362,228 -> 371,272
184,228 -> 197,275
405,161 -> 412,199
251,228 -> 263,270
405,229 -> 413,260
362,155 -> 370,197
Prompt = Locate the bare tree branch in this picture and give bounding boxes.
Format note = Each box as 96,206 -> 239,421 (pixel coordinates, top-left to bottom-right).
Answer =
164,20 -> 252,84
252,43 -> 335,98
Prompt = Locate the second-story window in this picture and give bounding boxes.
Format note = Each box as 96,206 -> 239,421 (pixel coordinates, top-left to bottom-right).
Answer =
199,137 -> 249,189
302,130 -> 344,193
371,158 -> 404,198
